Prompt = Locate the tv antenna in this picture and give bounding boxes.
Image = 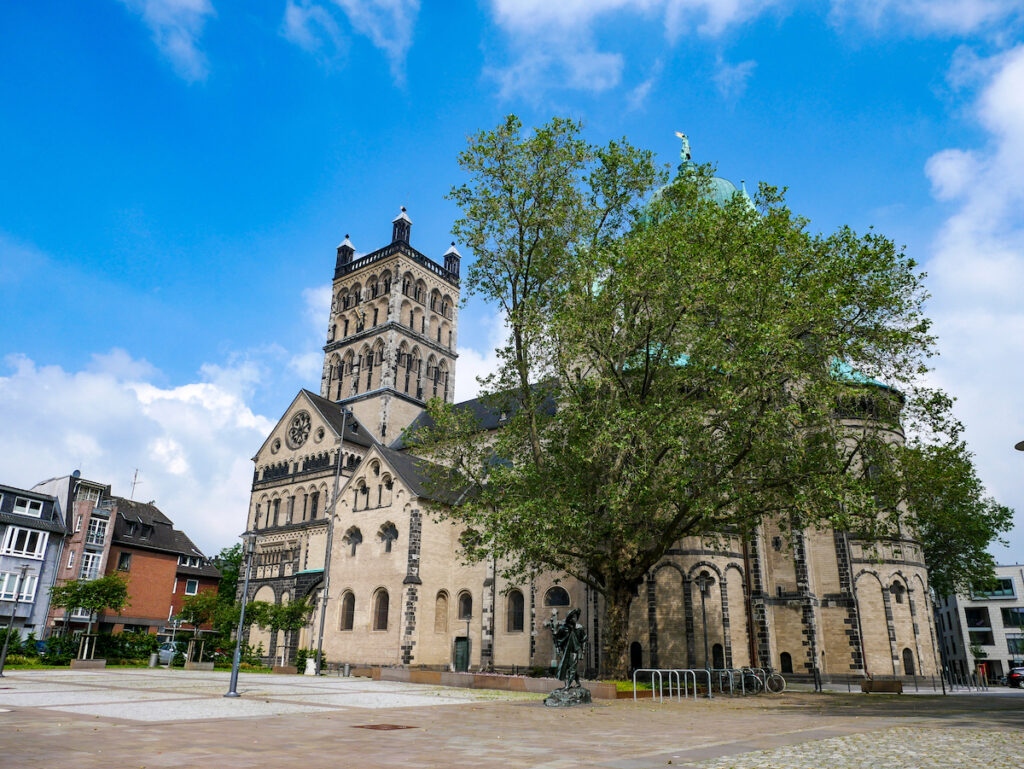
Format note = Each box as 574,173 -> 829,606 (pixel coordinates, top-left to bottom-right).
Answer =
130,469 -> 143,500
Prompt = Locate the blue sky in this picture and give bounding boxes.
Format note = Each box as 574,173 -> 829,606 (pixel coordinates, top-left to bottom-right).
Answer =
2,0 -> 1023,558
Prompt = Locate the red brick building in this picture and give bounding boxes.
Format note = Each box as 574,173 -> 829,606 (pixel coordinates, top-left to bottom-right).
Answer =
102,498 -> 220,635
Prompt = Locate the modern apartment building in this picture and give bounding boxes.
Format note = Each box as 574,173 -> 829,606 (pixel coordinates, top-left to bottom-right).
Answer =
935,563 -> 1024,679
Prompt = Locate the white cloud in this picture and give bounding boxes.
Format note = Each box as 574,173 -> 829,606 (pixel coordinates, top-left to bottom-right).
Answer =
281,0 -> 420,83
485,0 -> 776,98
923,45 -> 1024,557
454,311 -> 508,401
627,59 -> 663,110
830,0 -> 1022,35
0,350 -> 273,554
118,0 -> 215,82
283,0 -> 344,58
712,56 -> 756,99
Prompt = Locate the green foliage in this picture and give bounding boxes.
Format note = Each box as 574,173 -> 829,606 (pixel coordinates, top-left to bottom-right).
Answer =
411,115 -> 982,678
94,631 -> 159,660
40,633 -> 77,665
212,544 -> 242,601
49,573 -> 131,635
0,626 -> 24,656
176,589 -> 219,629
294,647 -> 323,671
899,439 -> 1013,597
246,597 -> 315,634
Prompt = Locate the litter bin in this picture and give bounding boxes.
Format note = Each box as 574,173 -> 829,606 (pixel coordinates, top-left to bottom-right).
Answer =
149,653 -> 159,668
344,663 -> 350,677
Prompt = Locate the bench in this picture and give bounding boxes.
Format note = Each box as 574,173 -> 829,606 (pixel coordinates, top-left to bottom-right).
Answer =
861,679 -> 903,694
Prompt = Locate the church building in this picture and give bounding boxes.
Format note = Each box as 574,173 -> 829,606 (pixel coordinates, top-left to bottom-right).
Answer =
242,165 -> 940,680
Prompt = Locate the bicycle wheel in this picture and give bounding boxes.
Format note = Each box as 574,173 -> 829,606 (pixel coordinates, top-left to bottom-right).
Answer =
765,673 -> 786,693
742,674 -> 763,694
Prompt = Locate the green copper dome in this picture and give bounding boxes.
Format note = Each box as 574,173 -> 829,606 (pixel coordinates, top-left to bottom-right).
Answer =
670,132 -> 752,210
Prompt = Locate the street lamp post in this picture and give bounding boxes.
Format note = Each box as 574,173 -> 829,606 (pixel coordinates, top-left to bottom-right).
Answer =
225,533 -> 257,698
315,408 -> 354,675
696,571 -> 715,680
0,564 -> 31,677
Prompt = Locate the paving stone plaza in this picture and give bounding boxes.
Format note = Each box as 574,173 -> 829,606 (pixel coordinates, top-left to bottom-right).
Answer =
1,669 -> 1022,768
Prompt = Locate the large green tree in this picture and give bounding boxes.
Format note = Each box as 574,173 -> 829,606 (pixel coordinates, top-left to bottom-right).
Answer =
410,115 -> 1006,678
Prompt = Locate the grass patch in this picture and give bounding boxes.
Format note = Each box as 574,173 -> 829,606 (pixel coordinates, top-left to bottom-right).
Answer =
604,679 -> 653,692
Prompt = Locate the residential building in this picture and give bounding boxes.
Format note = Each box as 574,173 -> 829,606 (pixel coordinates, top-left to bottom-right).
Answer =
935,563 -> 1024,680
0,483 -> 66,639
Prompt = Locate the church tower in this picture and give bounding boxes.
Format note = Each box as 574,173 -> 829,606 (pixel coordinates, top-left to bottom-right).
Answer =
320,208 -> 460,443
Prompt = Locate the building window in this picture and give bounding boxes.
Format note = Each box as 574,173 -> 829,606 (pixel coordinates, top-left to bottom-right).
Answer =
972,577 -> 1016,599
67,550 -> 75,569
79,551 -> 101,580
507,590 -> 524,632
1,527 -> 48,559
890,582 -> 905,605
177,555 -> 201,568
85,517 -> 107,546
340,591 -> 355,631
457,591 -> 472,620
75,515 -> 82,533
76,486 -> 101,504
378,522 -> 398,553
434,591 -> 449,633
184,579 -> 199,596
343,527 -> 362,557
13,497 -> 43,517
309,491 -> 319,519
780,651 -> 793,674
544,586 -> 570,607
373,589 -> 389,631
117,552 -> 132,571
0,572 -> 38,602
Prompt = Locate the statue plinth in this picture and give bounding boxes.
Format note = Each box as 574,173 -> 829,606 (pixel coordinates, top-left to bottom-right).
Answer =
544,685 -> 592,708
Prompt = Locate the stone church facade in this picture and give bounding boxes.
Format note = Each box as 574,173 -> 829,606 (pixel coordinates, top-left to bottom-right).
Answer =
242,203 -> 940,679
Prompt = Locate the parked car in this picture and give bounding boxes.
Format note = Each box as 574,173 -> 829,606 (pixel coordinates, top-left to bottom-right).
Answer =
157,642 -> 177,665
1007,667 -> 1024,688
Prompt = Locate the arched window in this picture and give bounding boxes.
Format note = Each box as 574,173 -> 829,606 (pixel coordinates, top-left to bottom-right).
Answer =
378,522 -> 398,553
457,591 -> 472,619
891,582 -> 905,605
506,589 -> 524,632
373,589 -> 389,631
902,647 -> 916,676
629,642 -> 643,671
308,491 -> 319,519
780,651 -> 793,674
339,591 -> 355,631
434,591 -> 449,633
544,586 -> 570,607
343,526 -> 362,557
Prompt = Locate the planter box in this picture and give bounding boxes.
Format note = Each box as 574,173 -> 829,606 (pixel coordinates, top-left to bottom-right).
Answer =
70,658 -> 106,670
522,677 -> 562,694
272,665 -> 298,675
616,688 -> 654,699
441,672 -> 475,688
184,661 -> 214,671
588,682 -> 618,700
410,670 -> 442,685
473,674 -> 512,691
380,667 -> 411,683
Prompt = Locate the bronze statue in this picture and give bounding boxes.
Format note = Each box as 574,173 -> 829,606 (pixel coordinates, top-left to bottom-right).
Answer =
543,607 -> 592,707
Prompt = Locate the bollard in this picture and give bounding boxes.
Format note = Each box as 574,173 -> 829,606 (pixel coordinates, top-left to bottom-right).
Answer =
149,653 -> 158,668
343,662 -> 351,677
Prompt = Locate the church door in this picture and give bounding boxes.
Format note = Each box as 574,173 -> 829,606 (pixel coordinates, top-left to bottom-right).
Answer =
454,638 -> 469,672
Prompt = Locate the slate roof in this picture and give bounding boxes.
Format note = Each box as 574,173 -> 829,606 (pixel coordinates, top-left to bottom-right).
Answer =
376,446 -> 472,506
302,390 -> 377,448
110,497 -> 220,577
0,511 -> 66,534
389,387 -> 557,451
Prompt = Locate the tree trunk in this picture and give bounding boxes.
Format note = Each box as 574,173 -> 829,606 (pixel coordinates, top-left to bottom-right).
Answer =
602,582 -> 634,680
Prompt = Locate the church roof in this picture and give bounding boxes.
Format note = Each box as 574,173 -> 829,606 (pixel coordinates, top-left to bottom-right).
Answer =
301,390 -> 378,448
375,445 -> 471,505
389,387 -> 558,451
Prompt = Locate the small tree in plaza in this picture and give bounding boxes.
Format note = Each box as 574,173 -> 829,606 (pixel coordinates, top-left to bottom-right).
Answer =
246,597 -> 315,665
410,115 -> 1013,679
49,573 -> 130,643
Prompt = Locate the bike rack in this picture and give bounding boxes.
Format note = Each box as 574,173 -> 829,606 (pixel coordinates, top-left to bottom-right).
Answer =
632,668 -> 665,703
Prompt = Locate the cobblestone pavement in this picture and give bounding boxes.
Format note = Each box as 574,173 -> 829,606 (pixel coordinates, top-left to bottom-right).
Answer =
687,725 -> 1022,769
1,670 -> 1022,769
